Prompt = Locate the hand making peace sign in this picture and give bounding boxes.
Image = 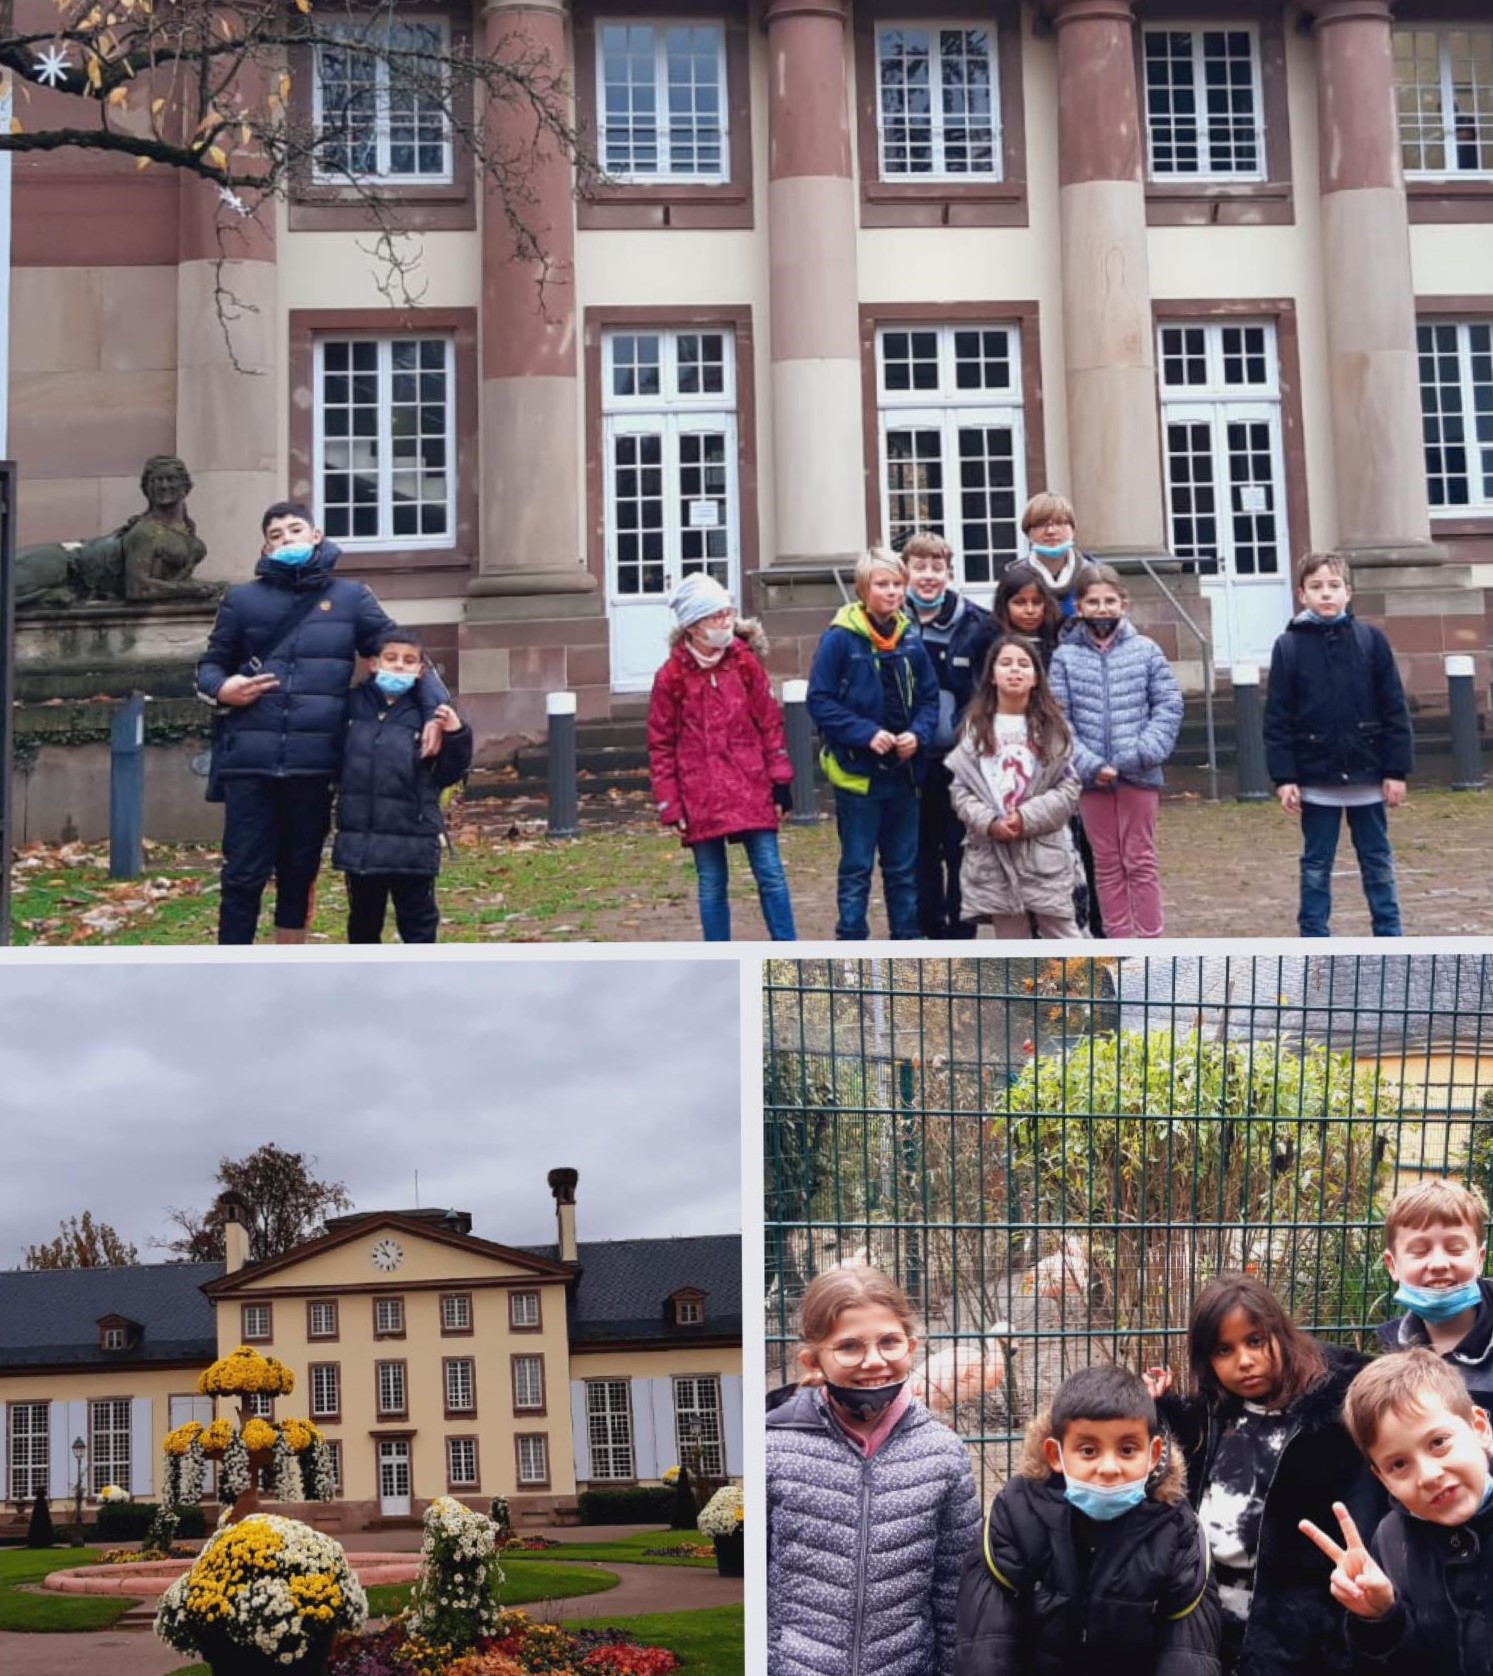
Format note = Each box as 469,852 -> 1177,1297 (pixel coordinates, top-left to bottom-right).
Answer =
1298,1501 -> 1396,1621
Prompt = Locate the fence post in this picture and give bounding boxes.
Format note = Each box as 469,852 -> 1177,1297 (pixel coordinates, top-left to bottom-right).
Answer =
546,690 -> 579,838
109,693 -> 146,880
1446,655 -> 1485,791
781,678 -> 818,826
1231,663 -> 1271,802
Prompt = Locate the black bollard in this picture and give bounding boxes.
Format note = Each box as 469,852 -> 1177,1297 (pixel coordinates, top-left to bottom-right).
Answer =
547,690 -> 579,838
1231,664 -> 1271,802
109,693 -> 146,879
782,679 -> 818,826
1447,655 -> 1486,791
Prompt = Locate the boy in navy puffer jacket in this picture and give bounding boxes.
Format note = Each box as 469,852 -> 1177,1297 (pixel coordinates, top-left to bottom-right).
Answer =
1049,565 -> 1183,938
333,627 -> 472,943
1264,553 -> 1411,938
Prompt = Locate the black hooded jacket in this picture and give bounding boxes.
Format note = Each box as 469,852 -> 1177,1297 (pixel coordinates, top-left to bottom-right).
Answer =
1158,1343 -> 1388,1676
955,1409 -> 1220,1676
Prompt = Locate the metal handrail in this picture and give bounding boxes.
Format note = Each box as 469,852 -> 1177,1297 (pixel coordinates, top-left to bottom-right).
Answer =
1125,554 -> 1219,802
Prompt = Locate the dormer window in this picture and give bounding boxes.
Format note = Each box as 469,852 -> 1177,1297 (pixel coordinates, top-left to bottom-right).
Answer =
670,1288 -> 706,1327
102,1326 -> 126,1350
97,1315 -> 139,1352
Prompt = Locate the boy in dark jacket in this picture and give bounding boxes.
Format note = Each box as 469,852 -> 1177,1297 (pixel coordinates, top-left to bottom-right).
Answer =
1263,553 -> 1412,938
903,532 -> 995,939
957,1364 -> 1220,1676
807,548 -> 939,939
197,501 -> 447,945
332,627 -> 472,944
1305,1349 -> 1493,1674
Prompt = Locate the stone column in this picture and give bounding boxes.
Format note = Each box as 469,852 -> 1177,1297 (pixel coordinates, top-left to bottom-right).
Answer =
764,0 -> 864,568
1311,0 -> 1435,563
470,0 -> 591,600
1049,0 -> 1167,557
176,171 -> 278,576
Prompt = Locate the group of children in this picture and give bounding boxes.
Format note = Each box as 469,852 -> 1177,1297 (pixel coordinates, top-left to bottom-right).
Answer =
648,492 -> 1413,944
768,1176 -> 1493,1676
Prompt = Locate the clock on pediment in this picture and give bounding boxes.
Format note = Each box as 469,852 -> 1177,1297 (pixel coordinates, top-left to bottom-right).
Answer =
370,1237 -> 405,1273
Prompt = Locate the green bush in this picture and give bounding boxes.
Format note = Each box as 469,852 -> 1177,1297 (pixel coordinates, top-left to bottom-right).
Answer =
95,1501 -> 206,1541
26,1491 -> 56,1549
576,1486 -> 675,1525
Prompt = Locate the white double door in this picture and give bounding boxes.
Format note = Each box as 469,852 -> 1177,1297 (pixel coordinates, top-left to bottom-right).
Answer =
605,412 -> 740,694
378,1440 -> 411,1516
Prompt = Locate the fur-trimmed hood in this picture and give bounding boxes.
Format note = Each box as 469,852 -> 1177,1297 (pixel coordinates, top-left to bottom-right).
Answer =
1015,1405 -> 1190,1506
667,615 -> 769,657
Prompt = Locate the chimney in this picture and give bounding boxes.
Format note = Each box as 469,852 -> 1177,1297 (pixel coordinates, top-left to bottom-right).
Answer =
219,1191 -> 252,1275
547,1168 -> 579,1265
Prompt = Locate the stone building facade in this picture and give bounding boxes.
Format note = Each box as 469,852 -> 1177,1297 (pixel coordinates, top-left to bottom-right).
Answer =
9,0 -> 1493,755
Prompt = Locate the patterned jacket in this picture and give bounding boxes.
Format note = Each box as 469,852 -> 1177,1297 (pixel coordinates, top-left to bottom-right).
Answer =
767,1384 -> 981,1676
1049,619 -> 1184,791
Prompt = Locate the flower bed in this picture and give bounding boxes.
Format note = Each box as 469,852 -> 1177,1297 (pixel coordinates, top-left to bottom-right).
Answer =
324,1610 -> 680,1676
497,1535 -> 561,1553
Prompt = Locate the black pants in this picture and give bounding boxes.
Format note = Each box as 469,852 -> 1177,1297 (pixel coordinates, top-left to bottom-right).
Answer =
218,777 -> 334,945
916,759 -> 977,939
345,873 -> 441,944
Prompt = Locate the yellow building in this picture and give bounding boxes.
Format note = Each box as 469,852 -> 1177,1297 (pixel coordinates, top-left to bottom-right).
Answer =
1,1170 -> 742,1529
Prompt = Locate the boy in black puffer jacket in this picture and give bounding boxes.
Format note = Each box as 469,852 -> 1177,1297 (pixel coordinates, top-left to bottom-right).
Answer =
332,627 -> 472,943
957,1365 -> 1220,1676
1263,553 -> 1412,937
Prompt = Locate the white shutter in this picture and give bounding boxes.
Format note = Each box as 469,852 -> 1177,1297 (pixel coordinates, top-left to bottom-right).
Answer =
0,1401 -> 7,1499
129,1398 -> 153,1497
649,1378 -> 676,1478
49,1401 -> 74,1496
628,1380 -> 658,1481
721,1375 -> 744,1477
569,1383 -> 592,1483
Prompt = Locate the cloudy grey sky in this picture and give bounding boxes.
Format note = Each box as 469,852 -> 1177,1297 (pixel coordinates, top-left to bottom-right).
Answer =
0,958 -> 742,1266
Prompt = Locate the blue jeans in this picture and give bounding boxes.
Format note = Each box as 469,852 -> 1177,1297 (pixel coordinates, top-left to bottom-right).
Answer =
1299,799 -> 1402,937
691,830 -> 797,941
833,789 -> 921,940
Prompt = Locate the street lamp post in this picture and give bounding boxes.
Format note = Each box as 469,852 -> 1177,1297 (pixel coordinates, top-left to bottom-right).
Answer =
71,1437 -> 86,1547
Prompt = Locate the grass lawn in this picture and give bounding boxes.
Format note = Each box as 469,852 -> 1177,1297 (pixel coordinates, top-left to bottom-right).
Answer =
363,1557 -> 617,1619
0,1546 -> 140,1631
516,1529 -> 715,1568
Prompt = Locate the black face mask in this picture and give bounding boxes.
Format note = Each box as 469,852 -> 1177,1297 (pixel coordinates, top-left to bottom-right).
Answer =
824,1377 -> 907,1418
1085,616 -> 1120,641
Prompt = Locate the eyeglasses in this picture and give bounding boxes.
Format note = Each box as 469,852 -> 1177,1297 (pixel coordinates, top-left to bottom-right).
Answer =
827,1334 -> 911,1368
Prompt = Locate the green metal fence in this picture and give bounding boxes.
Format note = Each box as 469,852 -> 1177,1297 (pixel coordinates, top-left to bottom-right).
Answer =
764,954 -> 1493,1497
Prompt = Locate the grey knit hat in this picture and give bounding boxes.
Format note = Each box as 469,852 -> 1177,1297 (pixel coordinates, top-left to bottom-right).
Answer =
670,572 -> 734,629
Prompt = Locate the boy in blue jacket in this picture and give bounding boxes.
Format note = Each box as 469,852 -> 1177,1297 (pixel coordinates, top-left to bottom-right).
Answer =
1263,553 -> 1412,937
807,548 -> 939,939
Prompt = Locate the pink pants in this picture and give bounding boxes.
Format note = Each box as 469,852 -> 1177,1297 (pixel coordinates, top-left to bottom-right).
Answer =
1079,785 -> 1164,938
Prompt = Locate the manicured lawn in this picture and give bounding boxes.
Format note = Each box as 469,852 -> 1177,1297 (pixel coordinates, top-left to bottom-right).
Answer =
0,1546 -> 140,1631
363,1557 -> 617,1619
571,1605 -> 745,1676
517,1529 -> 716,1568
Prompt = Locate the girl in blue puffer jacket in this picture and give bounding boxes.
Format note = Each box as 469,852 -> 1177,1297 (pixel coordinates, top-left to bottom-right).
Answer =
1049,565 -> 1183,938
767,1264 -> 980,1676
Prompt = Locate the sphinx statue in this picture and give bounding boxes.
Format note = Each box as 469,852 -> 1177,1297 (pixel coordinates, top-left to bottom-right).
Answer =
16,455 -> 223,612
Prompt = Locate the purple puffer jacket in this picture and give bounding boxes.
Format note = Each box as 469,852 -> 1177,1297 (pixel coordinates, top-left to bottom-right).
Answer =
766,1385 -> 981,1676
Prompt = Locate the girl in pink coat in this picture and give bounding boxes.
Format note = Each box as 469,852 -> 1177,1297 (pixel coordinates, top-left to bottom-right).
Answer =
647,573 -> 798,941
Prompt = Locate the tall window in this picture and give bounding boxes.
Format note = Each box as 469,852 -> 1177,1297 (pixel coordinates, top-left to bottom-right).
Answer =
1395,28 -> 1493,175
445,1359 -> 476,1413
90,1399 -> 130,1495
513,1355 -> 545,1412
1419,321 -> 1493,513
586,1380 -> 635,1480
245,1392 -> 275,1420
315,337 -> 455,547
374,1298 -> 405,1336
598,24 -> 728,181
440,1294 -> 472,1333
876,324 -> 1026,588
9,1402 -> 49,1501
308,1301 -> 338,1339
510,1292 -> 540,1329
447,1438 -> 478,1487
241,1303 -> 271,1342
310,1364 -> 341,1419
376,1362 -> 407,1417
673,1376 -> 724,1477
1143,28 -> 1264,179
516,1435 -> 549,1485
876,25 -> 999,179
314,19 -> 453,184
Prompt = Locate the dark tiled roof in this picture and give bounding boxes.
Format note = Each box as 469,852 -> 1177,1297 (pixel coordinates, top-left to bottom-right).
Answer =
520,1235 -> 742,1344
0,1262 -> 223,1369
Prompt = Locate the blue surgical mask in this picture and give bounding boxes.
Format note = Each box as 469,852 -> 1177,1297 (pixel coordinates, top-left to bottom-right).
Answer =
914,591 -> 947,616
373,670 -> 417,699
1058,1450 -> 1149,1521
1394,1278 -> 1484,1323
270,544 -> 316,568
1032,541 -> 1073,560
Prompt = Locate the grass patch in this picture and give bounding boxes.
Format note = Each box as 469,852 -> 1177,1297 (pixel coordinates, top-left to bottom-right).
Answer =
571,1605 -> 744,1676
362,1558 -> 617,1619
517,1530 -> 715,1568
0,1546 -> 140,1632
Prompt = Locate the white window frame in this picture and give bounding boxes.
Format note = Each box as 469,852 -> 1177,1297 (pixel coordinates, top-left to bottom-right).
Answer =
245,1391 -> 275,1421
1142,24 -> 1266,182
313,335 -> 457,552
326,1439 -> 343,1494
9,1402 -> 49,1502
441,1294 -> 472,1332
312,17 -> 454,186
308,1301 -> 338,1339
875,322 -> 1027,591
241,1303 -> 271,1342
516,1434 -> 549,1485
1419,319 -> 1493,516
1395,26 -> 1493,180
510,1291 -> 540,1329
673,1375 -> 725,1478
874,23 -> 1002,182
445,1358 -> 476,1413
447,1437 -> 478,1486
310,1364 -> 341,1419
101,1326 -> 127,1350
513,1355 -> 545,1411
89,1399 -> 130,1497
585,1380 -> 636,1481
596,20 -> 730,185
374,1297 -> 405,1335
376,1361 -> 407,1416
675,1298 -> 703,1325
